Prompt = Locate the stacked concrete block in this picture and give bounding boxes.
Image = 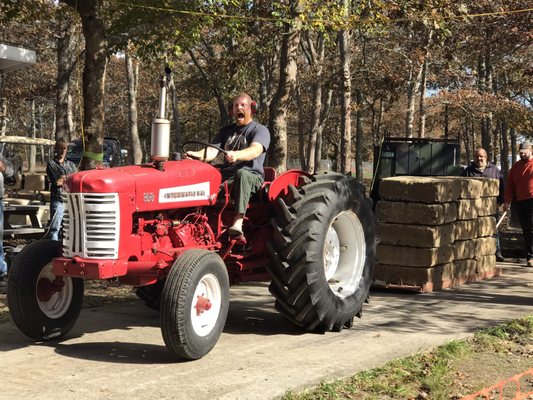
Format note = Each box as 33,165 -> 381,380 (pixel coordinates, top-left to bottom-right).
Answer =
373,176 -> 501,292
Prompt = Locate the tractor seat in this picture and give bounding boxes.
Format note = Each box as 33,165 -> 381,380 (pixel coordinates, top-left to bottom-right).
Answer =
263,167 -> 276,182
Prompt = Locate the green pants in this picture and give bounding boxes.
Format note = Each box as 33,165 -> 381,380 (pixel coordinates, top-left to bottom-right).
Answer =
225,168 -> 263,214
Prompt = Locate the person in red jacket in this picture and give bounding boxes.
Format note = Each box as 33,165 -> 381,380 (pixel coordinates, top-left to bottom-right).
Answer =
504,141 -> 533,267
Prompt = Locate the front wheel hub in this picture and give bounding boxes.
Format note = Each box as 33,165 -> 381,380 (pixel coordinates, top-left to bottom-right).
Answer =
36,263 -> 75,319
195,295 -> 212,315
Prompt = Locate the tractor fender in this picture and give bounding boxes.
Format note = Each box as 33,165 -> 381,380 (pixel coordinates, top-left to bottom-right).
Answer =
267,170 -> 312,203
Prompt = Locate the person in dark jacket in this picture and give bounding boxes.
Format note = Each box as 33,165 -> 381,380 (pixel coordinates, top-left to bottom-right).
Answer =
46,138 -> 77,241
462,147 -> 505,261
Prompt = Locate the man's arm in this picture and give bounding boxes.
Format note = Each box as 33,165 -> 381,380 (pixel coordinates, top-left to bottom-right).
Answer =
185,147 -> 220,162
46,162 -> 64,187
225,142 -> 263,164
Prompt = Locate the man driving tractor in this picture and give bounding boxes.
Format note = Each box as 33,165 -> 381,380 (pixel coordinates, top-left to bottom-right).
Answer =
185,93 -> 270,237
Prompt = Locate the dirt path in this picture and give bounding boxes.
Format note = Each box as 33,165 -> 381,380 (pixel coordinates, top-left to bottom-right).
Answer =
1,263 -> 532,400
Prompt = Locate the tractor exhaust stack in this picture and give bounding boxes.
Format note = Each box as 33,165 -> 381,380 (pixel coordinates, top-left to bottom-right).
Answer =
151,71 -> 171,168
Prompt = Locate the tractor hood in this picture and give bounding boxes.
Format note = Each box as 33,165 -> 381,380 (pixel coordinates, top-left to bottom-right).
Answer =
65,160 -> 222,211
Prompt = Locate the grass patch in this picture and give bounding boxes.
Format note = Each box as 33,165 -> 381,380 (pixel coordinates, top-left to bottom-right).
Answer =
283,316 -> 533,400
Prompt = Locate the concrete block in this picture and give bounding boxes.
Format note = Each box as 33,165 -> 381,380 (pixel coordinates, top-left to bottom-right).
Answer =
376,244 -> 454,267
478,197 -> 497,216
477,216 -> 496,237
454,220 -> 478,241
476,255 -> 497,272
379,177 -> 461,204
456,199 -> 480,220
453,259 -> 477,279
376,201 -> 457,225
377,223 -> 454,247
373,263 -> 454,287
469,177 -> 500,197
474,237 -> 497,256
446,177 -> 483,199
454,240 -> 477,260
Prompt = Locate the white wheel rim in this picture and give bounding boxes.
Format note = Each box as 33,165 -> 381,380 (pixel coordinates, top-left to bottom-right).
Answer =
324,227 -> 341,281
36,263 -> 74,319
190,273 -> 222,337
323,211 -> 366,299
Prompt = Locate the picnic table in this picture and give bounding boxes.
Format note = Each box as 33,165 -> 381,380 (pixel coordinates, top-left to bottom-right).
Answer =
3,204 -> 46,237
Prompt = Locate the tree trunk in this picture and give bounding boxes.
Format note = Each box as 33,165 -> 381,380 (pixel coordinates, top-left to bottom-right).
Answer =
29,98 -> 36,172
62,0 -> 108,170
339,9 -> 352,174
295,87 -> 307,170
304,31 -> 325,174
463,118 -> 471,164
268,0 -> 301,172
0,97 -> 6,136
125,49 -> 142,165
486,47 -> 496,163
314,89 -> 333,172
418,58 -> 428,138
510,127 -> 517,166
187,48 -> 231,128
405,30 -> 433,138
0,73 -> 5,136
444,103 -> 449,141
55,7 -> 78,141
355,89 -> 363,182
477,54 -> 491,154
500,119 -> 509,177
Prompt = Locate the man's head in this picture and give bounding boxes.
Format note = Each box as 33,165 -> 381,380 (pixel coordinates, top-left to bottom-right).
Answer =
231,93 -> 254,126
473,147 -> 488,169
54,138 -> 68,160
519,141 -> 532,161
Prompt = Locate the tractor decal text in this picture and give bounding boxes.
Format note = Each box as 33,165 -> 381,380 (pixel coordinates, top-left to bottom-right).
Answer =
159,182 -> 210,203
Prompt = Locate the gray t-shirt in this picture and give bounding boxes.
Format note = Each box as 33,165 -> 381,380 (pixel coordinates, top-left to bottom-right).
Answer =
212,120 -> 270,178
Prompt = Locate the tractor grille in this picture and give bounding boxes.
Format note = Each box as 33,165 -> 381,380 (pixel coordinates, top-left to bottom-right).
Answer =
62,193 -> 120,259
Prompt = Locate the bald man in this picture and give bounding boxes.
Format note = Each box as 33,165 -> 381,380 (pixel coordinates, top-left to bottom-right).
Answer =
462,147 -> 505,261
186,93 -> 270,238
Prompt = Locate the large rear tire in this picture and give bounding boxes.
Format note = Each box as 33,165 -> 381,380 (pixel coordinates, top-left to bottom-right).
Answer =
160,249 -> 230,360
268,172 -> 375,332
7,239 -> 84,340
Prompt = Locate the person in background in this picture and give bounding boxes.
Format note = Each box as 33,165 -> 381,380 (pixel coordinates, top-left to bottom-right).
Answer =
185,93 -> 270,237
0,154 -> 14,289
462,147 -> 505,261
46,138 -> 77,241
504,141 -> 533,268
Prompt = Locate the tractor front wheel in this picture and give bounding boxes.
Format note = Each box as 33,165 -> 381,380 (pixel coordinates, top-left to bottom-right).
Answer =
160,249 -> 230,360
7,239 -> 84,341
268,172 -> 375,332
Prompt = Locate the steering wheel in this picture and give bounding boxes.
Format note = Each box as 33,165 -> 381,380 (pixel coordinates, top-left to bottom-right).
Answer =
182,140 -> 228,161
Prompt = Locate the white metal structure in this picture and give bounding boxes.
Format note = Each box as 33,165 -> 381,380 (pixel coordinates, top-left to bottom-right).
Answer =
0,42 -> 36,73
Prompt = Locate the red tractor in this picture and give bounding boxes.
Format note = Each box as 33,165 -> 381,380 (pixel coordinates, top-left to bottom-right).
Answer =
7,76 -> 375,360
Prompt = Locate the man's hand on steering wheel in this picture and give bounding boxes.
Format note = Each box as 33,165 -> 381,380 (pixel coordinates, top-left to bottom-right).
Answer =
182,140 -> 228,163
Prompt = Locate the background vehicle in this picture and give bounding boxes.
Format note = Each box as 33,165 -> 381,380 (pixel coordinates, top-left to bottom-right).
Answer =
67,136 -> 124,168
7,74 -> 376,360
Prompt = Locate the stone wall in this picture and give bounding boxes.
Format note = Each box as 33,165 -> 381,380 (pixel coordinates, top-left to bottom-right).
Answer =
373,176 -> 501,292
